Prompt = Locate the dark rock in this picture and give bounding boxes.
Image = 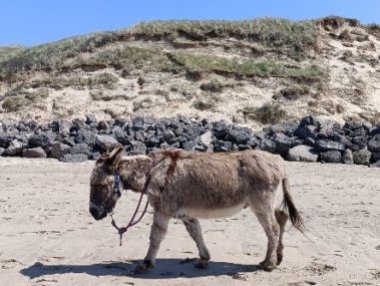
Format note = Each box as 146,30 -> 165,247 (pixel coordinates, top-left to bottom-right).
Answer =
238,144 -> 252,151
23,147 -> 47,158
132,117 -> 145,130
72,118 -> 85,131
304,137 -> 315,146
273,133 -> 292,155
70,143 -> 91,156
173,127 -> 184,137
0,135 -> 12,148
28,133 -> 54,148
50,142 -> 71,159
62,137 -> 75,147
351,136 -> 367,151
5,139 -> 27,155
146,136 -> 161,147
247,137 -> 260,148
299,115 -> 316,126
353,148 -> 371,165
368,134 -> 380,152
128,140 -> 147,155
213,140 -> 232,152
370,127 -> 380,136
97,120 -> 109,132
60,153 -> 88,163
163,130 -> 176,143
314,139 -> 345,152
259,139 -> 276,153
112,126 -> 129,145
134,131 -> 145,142
287,145 -> 318,162
295,125 -> 317,139
317,119 -> 341,138
372,152 -> 380,162
369,160 -> 380,168
0,147 -> 5,156
26,120 -> 38,131
183,141 -> 197,151
95,135 -> 119,151
342,149 -> 354,164
114,117 -> 128,127
85,114 -> 97,125
212,121 -> 229,140
76,129 -> 96,146
320,150 -> 342,163
226,127 -> 252,144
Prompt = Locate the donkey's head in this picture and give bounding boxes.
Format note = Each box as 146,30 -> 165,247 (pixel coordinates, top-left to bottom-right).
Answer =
89,146 -> 124,220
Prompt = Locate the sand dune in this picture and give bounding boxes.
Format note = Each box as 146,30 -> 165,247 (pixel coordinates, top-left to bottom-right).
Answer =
0,158 -> 379,286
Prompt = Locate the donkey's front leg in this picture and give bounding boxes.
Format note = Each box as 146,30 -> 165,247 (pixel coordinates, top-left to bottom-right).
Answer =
135,211 -> 170,274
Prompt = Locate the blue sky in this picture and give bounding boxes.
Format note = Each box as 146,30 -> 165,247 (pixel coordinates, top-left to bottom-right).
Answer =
1,0 -> 379,46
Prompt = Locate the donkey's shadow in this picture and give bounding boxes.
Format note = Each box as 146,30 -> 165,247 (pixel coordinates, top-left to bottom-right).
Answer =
20,258 -> 260,279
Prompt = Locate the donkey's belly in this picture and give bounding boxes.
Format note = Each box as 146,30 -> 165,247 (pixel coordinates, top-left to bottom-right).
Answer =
183,202 -> 247,219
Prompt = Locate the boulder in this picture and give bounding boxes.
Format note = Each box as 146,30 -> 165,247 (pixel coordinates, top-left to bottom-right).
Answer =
128,140 -> 147,155
28,133 -> 54,148
213,140 -> 232,152
320,150 -> 342,163
314,139 -> 345,152
259,139 -> 276,153
342,149 -> 354,164
287,145 -> 318,162
353,148 -> 371,165
95,135 -> 119,151
273,133 -> 292,156
368,134 -> 380,152
50,142 -> 71,159
0,135 -> 12,148
23,147 -> 47,158
369,160 -> 380,168
5,139 -> 27,156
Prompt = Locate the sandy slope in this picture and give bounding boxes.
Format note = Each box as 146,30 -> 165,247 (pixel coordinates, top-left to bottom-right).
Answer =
0,158 -> 379,286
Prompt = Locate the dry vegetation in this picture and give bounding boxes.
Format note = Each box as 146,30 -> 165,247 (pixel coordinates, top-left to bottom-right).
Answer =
0,17 -> 379,127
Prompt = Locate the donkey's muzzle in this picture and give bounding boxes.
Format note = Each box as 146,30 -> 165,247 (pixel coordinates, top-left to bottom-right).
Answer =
90,206 -> 107,220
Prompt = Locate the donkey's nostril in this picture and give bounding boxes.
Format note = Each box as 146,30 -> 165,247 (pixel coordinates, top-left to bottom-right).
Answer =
89,207 -> 98,218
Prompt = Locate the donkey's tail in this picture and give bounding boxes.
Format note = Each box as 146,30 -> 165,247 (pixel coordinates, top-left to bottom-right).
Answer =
282,176 -> 305,233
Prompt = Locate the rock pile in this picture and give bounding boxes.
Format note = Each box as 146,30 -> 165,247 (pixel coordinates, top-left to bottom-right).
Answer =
1,115 -> 380,167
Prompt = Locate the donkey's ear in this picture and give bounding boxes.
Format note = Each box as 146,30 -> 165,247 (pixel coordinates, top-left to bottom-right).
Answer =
106,145 -> 124,164
96,145 -> 124,166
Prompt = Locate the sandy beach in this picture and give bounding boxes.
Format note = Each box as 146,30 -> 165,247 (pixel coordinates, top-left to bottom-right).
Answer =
0,158 -> 379,286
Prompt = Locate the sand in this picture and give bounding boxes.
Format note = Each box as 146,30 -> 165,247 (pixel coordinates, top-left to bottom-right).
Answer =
0,158 -> 379,286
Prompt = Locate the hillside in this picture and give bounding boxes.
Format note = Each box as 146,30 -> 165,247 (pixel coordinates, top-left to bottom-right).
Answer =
0,16 -> 379,129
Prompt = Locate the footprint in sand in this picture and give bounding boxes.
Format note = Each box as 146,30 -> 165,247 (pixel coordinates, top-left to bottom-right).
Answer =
304,262 -> 337,276
1,258 -> 23,269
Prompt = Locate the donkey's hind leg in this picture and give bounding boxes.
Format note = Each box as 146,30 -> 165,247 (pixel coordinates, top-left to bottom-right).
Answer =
250,190 -> 280,271
181,217 -> 210,269
275,208 -> 288,265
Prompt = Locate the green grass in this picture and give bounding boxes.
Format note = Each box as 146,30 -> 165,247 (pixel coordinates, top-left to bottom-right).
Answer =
0,18 -> 319,80
132,18 -> 318,54
0,32 -> 122,79
2,88 -> 49,112
171,52 -> 326,80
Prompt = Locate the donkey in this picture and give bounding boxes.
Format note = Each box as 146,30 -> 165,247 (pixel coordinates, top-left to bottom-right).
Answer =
89,146 -> 304,273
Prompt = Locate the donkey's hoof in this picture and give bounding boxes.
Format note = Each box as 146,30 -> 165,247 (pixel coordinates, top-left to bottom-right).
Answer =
194,260 -> 209,269
276,254 -> 283,265
259,261 -> 276,272
134,260 -> 154,274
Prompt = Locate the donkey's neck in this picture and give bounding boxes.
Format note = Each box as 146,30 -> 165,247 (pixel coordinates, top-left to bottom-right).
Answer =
117,155 -> 153,193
